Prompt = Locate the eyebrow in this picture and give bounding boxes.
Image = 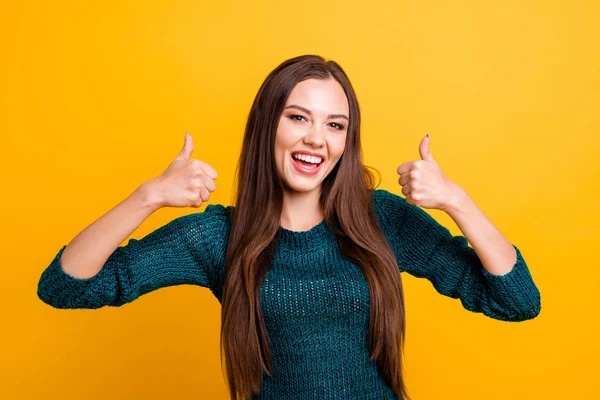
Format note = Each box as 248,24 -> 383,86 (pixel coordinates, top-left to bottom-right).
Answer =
284,104 -> 349,122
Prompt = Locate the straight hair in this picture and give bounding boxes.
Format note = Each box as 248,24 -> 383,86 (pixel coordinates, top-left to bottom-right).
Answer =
220,55 -> 411,400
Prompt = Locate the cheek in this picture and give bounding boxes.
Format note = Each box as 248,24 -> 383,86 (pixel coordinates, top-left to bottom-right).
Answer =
275,125 -> 295,151
278,126 -> 303,146
273,147 -> 285,173
273,136 -> 290,175
274,140 -> 288,161
329,137 -> 346,159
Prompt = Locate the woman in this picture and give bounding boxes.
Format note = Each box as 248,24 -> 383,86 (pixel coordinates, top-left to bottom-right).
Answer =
37,55 -> 542,400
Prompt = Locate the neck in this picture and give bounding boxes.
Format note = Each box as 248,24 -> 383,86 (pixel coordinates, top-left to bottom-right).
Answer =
281,186 -> 323,231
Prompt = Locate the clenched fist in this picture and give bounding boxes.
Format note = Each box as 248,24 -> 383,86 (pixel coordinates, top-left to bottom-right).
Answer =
144,132 -> 218,208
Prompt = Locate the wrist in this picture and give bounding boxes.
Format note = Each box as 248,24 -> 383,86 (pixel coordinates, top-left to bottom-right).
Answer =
134,181 -> 164,212
441,183 -> 471,215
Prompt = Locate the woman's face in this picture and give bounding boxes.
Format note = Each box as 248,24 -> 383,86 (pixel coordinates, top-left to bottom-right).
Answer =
274,78 -> 349,194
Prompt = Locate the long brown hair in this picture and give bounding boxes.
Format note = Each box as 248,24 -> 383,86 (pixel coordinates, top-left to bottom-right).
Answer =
220,55 -> 411,400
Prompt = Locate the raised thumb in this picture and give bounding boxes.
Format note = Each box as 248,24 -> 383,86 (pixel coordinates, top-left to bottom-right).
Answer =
419,134 -> 434,161
175,132 -> 194,161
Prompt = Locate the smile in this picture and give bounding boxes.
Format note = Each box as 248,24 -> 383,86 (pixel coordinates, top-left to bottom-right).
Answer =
290,153 -> 324,175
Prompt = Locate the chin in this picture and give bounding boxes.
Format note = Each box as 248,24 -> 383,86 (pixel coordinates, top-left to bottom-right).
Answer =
282,179 -> 321,193
282,174 -> 324,193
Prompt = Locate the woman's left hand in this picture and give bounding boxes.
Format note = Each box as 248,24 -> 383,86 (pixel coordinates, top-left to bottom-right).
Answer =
396,134 -> 464,212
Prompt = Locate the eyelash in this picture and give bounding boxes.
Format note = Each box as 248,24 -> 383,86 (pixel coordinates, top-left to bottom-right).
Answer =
289,114 -> 345,131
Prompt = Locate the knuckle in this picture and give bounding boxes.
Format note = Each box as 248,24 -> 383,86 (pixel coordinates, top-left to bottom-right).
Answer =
192,180 -> 203,190
190,159 -> 203,169
189,192 -> 200,202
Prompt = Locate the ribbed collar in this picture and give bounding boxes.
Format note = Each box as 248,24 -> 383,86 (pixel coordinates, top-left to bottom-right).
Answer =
275,219 -> 337,251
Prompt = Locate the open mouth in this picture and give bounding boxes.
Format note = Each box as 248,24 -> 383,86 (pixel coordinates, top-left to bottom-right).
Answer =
291,152 -> 324,174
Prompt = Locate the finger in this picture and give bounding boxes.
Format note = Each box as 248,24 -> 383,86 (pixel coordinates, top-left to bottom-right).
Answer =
191,196 -> 203,208
202,174 -> 217,192
199,186 -> 211,202
419,134 -> 434,161
398,171 -> 414,186
401,183 -> 411,197
175,132 -> 194,161
193,159 -> 218,180
397,161 -> 416,175
191,193 -> 204,208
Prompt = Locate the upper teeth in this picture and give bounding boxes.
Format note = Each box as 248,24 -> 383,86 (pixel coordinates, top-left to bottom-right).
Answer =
292,153 -> 323,164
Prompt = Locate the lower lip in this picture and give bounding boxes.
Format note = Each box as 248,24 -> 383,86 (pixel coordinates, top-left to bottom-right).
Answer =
291,156 -> 324,175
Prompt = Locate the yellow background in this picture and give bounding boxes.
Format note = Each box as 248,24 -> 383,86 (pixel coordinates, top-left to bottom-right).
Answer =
2,0 -> 598,399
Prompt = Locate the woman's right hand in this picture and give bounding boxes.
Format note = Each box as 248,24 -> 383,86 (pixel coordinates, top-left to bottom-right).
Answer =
143,132 -> 218,209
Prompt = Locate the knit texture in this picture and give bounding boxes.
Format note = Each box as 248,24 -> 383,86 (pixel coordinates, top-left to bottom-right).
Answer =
37,189 -> 542,399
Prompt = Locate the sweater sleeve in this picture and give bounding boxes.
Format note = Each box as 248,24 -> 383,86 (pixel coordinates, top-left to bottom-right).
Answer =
373,189 -> 541,322
37,203 -> 230,309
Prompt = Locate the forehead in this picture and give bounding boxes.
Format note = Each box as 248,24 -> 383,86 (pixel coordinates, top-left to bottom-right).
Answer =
285,78 -> 349,114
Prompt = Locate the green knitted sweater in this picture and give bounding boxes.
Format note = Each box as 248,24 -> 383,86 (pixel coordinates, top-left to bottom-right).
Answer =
37,189 -> 541,399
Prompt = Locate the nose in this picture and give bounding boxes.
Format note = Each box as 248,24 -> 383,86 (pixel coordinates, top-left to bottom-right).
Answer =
303,124 -> 326,148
